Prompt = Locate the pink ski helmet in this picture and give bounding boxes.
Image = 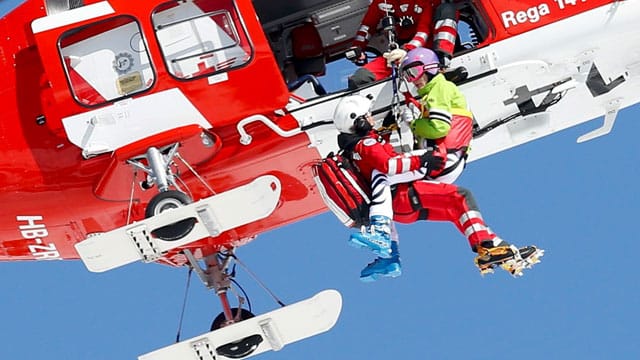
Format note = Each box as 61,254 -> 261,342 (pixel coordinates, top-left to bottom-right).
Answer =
400,48 -> 440,82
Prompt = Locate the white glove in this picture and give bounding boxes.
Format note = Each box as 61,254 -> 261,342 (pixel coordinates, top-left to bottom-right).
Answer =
383,48 -> 407,67
400,104 -> 421,123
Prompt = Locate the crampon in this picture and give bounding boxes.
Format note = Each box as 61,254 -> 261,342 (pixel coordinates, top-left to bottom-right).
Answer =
474,245 -> 544,277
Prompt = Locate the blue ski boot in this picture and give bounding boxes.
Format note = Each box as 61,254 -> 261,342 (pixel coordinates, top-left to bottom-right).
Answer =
348,215 -> 392,258
360,241 -> 401,282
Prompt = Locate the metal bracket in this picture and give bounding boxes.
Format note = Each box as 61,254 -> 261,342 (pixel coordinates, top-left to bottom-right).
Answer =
190,338 -> 216,360
196,205 -> 223,236
183,249 -> 233,291
127,225 -> 161,262
577,98 -> 622,143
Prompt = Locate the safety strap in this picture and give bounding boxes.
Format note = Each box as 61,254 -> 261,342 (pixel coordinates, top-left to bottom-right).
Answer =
407,184 -> 422,211
431,146 -> 469,178
403,91 -> 422,110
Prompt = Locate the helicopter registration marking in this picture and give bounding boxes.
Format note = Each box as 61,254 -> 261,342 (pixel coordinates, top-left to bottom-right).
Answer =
16,216 -> 61,260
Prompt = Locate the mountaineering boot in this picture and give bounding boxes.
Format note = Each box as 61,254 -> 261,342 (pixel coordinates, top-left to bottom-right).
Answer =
360,241 -> 402,282
474,240 -> 544,277
348,215 -> 392,258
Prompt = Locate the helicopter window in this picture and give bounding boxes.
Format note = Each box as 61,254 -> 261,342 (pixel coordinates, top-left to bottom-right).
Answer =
152,0 -> 252,80
59,16 -> 155,107
453,2 -> 491,53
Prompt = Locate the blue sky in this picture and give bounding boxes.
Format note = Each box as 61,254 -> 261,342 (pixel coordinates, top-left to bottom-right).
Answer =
2,2 -> 640,360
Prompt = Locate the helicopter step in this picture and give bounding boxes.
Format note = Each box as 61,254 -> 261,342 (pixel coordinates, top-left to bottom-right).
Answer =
75,175 -> 281,273
138,289 -> 342,360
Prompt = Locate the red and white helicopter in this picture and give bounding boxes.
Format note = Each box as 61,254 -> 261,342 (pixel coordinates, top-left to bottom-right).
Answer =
1,0 -> 638,358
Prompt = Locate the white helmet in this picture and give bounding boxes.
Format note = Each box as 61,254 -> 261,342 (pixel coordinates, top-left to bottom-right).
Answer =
333,95 -> 372,134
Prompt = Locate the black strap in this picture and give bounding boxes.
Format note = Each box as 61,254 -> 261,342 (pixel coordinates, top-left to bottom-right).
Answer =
433,146 -> 468,178
407,184 -> 422,211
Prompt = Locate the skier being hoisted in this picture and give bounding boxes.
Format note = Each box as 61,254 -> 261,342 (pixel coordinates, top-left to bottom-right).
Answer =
332,94 -> 544,280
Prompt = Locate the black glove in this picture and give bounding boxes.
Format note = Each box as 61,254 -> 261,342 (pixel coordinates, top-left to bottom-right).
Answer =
420,151 -> 445,174
345,46 -> 367,66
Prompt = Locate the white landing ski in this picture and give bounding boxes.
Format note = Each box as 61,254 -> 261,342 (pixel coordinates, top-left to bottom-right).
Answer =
139,289 -> 342,360
75,175 -> 281,272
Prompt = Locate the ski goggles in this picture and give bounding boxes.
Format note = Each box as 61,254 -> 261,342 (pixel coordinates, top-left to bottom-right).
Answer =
401,62 -> 439,82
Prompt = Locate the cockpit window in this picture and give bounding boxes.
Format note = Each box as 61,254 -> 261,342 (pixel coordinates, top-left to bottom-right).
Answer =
152,0 -> 252,80
59,15 -> 155,107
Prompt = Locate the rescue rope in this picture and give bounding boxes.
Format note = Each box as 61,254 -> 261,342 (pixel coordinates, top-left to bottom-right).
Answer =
381,0 -> 405,139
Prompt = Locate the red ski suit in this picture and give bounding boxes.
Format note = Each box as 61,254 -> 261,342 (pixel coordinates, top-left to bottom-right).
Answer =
353,0 -> 458,81
392,182 -> 497,250
350,131 -> 424,179
340,131 -> 498,250
353,0 -> 437,52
